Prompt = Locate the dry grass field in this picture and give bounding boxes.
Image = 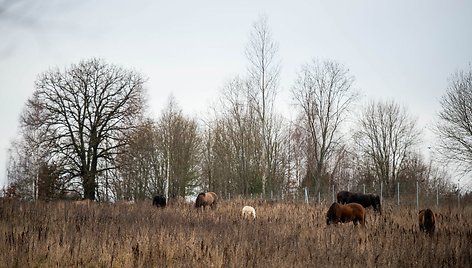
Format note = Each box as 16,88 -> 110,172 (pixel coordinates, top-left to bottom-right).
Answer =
0,198 -> 471,267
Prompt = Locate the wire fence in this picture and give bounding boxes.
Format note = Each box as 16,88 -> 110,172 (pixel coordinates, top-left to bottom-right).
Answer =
222,182 -> 468,209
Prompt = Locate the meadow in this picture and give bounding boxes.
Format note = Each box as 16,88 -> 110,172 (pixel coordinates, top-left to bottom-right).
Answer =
0,198 -> 471,267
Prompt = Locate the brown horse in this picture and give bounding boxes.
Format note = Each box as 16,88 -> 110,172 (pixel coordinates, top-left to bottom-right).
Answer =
326,202 -> 366,226
418,208 -> 435,235
195,192 -> 218,209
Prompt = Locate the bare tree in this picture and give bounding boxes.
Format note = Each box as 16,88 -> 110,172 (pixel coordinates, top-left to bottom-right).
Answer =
200,117 -> 232,196
6,100 -> 69,200
7,129 -> 79,200
114,109 -> 201,202
114,119 -> 161,201
6,140 -> 36,199
353,100 -> 421,189
436,66 -> 472,175
207,77 -> 263,196
291,59 -> 358,193
245,15 -> 281,195
202,74 -> 292,198
200,17 -> 286,198
156,97 -> 201,198
20,58 -> 146,200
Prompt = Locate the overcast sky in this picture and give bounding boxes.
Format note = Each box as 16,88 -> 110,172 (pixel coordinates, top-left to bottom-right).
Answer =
1,0 -> 471,188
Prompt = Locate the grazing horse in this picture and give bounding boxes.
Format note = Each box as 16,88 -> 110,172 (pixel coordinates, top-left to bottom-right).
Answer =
195,192 -> 218,209
242,205 -> 256,220
337,191 -> 381,214
152,195 -> 167,208
418,208 -> 436,235
326,202 -> 366,226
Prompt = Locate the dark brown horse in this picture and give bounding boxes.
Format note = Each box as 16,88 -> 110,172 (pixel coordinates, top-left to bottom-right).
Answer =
152,195 -> 166,208
195,192 -> 218,209
337,191 -> 381,214
326,202 -> 366,226
418,208 -> 435,235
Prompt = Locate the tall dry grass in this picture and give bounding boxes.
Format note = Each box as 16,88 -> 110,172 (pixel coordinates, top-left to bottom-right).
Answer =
0,198 -> 471,267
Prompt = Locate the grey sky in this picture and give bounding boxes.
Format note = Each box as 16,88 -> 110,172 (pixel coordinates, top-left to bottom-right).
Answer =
1,0 -> 471,188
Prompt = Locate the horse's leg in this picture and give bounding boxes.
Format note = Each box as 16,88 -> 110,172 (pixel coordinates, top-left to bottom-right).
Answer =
374,204 -> 381,214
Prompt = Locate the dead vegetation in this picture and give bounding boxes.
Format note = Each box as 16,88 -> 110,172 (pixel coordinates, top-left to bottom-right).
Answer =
0,198 -> 471,267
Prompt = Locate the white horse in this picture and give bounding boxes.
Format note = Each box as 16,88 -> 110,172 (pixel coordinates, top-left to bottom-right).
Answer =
242,205 -> 256,220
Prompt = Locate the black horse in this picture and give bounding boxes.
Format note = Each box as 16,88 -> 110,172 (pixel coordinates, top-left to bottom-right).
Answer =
336,191 -> 381,214
152,195 -> 167,208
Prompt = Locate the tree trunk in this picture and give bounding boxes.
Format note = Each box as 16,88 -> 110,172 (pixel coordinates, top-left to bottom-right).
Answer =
83,173 -> 96,200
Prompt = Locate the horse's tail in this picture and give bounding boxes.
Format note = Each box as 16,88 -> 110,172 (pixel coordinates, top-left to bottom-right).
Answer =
208,192 -> 218,209
424,209 -> 435,231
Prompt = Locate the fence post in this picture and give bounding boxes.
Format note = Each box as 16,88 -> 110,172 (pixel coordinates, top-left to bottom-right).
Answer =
397,182 -> 400,206
458,183 -> 460,209
436,185 -> 439,207
304,187 -> 309,204
363,184 -> 365,194
271,191 -> 273,200
380,182 -> 383,205
318,192 -> 320,204
332,185 -> 335,203
416,181 -> 419,210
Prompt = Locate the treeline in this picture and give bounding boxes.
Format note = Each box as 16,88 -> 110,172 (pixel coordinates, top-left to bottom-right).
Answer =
5,17 -> 470,201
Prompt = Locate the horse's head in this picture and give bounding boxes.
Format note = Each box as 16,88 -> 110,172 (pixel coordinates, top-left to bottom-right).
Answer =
195,193 -> 206,208
195,192 -> 218,208
370,194 -> 381,213
326,203 -> 341,225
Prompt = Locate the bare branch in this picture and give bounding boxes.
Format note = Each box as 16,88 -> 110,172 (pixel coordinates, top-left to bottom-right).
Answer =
436,65 -> 472,174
